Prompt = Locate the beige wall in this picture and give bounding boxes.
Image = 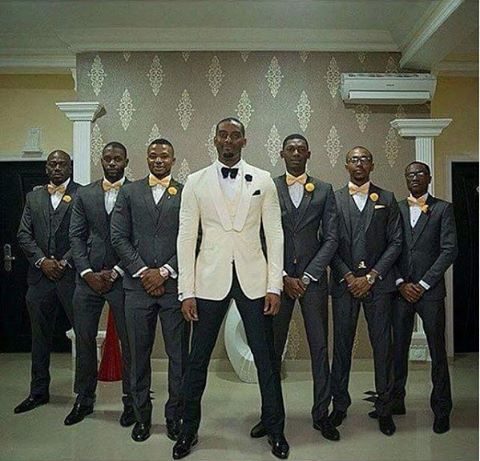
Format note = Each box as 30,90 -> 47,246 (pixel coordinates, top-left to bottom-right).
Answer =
0,74 -> 75,157
431,76 -> 479,198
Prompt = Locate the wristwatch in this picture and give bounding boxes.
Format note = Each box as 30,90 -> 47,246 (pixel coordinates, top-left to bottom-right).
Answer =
110,268 -> 119,281
365,273 -> 377,285
159,267 -> 170,279
301,274 -> 311,286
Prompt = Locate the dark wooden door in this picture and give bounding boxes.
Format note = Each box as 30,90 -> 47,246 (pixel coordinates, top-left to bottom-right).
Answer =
452,161 -> 479,353
0,161 -> 71,352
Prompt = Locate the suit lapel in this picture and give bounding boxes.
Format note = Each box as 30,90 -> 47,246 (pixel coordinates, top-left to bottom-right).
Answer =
52,181 -> 75,235
142,177 -> 159,225
363,183 -> 377,232
399,200 -> 413,248
294,176 -> 313,230
276,175 -> 295,229
155,178 -> 178,229
93,181 -> 109,236
40,186 -> 51,230
208,164 -> 233,231
411,195 -> 435,247
233,163 -> 254,232
338,186 -> 352,243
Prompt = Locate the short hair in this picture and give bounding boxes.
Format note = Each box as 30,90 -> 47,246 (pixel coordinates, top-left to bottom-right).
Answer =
103,141 -> 127,158
47,150 -> 71,162
215,117 -> 245,136
405,161 -> 431,175
346,145 -> 373,162
148,138 -> 174,154
282,134 -> 309,150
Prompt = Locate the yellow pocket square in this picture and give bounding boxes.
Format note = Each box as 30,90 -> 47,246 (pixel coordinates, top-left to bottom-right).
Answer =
374,204 -> 386,209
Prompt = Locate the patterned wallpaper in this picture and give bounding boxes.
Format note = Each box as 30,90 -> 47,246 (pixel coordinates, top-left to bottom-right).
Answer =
77,51 -> 428,360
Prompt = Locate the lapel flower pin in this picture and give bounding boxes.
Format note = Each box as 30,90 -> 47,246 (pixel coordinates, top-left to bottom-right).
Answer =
369,192 -> 379,202
167,186 -> 178,196
62,195 -> 72,203
245,174 -> 253,182
305,182 -> 315,193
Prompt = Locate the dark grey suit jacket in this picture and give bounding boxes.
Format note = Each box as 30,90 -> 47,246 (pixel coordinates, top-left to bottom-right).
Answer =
69,178 -> 130,276
396,195 -> 458,300
274,174 -> 338,283
17,180 -> 79,285
110,177 -> 183,293
330,183 -> 402,297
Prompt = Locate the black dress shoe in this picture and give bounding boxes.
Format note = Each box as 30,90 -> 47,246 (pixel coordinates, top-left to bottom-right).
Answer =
120,405 -> 136,427
328,410 -> 347,427
172,433 -> 198,460
378,416 -> 396,436
313,417 -> 340,441
433,416 -> 450,434
14,395 -> 49,414
131,422 -> 151,442
369,402 -> 406,419
250,421 -> 267,438
166,419 -> 182,441
268,434 -> 290,459
64,403 -> 94,426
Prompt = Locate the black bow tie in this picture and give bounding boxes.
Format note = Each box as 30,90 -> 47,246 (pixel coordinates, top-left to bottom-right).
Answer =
221,167 -> 239,179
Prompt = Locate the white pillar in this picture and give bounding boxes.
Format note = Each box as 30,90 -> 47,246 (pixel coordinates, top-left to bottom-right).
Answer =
390,118 -> 452,361
56,102 -> 103,185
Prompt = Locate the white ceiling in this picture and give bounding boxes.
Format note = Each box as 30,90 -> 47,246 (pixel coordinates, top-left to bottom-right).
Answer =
0,0 -> 477,73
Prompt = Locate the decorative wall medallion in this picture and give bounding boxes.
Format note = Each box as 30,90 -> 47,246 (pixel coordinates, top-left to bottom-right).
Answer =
117,89 -> 136,131
207,55 -> 224,97
88,55 -> 106,96
181,51 -> 190,62
358,52 -> 367,64
395,104 -> 406,119
240,51 -> 250,62
265,56 -> 284,98
90,123 -> 104,166
147,55 -> 164,96
355,105 -> 371,133
236,90 -> 254,128
205,124 -> 217,163
294,90 -> 313,132
146,123 -> 161,146
124,166 -> 135,181
123,52 -> 131,62
385,127 -> 399,167
325,56 -> 341,99
299,51 -> 310,63
386,55 -> 398,73
324,125 -> 342,167
176,90 -> 194,131
177,158 -> 191,184
265,124 -> 282,166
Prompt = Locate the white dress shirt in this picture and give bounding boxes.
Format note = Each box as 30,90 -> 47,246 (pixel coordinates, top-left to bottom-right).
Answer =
288,181 -> 304,209
349,181 -> 370,211
104,176 -> 126,215
50,178 -> 70,210
150,173 -> 171,205
216,159 -> 243,201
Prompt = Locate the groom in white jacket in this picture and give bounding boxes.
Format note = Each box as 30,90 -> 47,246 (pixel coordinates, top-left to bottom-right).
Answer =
173,117 -> 289,460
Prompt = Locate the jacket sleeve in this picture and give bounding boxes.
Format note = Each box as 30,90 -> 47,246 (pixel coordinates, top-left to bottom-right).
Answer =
69,192 -> 91,273
110,188 -> 147,275
372,193 -> 403,277
421,203 -> 458,287
17,193 -> 46,267
304,185 -> 339,279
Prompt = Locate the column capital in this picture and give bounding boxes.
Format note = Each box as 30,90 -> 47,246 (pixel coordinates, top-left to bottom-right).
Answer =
56,101 -> 103,122
390,118 -> 452,138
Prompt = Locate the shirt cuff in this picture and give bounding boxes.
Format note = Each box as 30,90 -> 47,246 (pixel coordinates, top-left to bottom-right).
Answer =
163,264 -> 177,279
419,280 -> 430,290
133,266 -> 148,278
303,271 -> 318,282
267,288 -> 281,296
396,278 -> 405,286
282,270 -> 288,277
35,257 -> 46,268
113,265 -> 125,277
80,268 -> 93,278
179,292 -> 195,302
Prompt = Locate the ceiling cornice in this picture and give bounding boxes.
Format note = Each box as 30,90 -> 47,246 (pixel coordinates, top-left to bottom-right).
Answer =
0,53 -> 75,74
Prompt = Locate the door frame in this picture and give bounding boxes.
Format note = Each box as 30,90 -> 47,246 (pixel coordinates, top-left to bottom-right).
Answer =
444,152 -> 478,357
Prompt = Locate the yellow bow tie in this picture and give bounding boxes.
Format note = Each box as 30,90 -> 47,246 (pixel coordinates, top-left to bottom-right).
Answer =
148,175 -> 170,188
407,195 -> 429,213
102,179 -> 122,192
286,173 -> 307,186
348,182 -> 369,196
47,183 -> 66,195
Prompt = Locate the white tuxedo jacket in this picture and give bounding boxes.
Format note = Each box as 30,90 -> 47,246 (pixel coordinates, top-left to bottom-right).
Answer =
177,161 -> 284,300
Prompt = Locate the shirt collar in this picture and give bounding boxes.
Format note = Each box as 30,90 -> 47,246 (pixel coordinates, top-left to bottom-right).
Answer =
148,173 -> 171,186
408,192 -> 429,202
103,176 -> 126,186
50,177 -> 70,190
348,180 -> 370,194
215,159 -> 243,173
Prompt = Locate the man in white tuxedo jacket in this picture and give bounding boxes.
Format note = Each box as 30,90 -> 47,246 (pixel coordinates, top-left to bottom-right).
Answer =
173,117 -> 289,460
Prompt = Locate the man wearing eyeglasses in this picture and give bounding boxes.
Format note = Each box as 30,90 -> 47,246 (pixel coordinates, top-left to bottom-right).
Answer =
329,146 -> 402,436
369,161 -> 457,434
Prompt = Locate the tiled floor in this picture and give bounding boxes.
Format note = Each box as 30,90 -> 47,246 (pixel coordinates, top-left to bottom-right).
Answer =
1,353 -> 477,461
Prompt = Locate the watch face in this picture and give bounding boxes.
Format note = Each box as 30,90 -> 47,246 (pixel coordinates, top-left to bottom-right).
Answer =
301,276 -> 310,285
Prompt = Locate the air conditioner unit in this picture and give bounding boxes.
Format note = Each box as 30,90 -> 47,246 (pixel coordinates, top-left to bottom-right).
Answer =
341,73 -> 437,105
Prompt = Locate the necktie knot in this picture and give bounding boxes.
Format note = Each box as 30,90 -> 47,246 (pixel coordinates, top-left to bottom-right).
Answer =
47,183 -> 66,195
348,182 -> 369,196
407,195 -> 429,213
149,175 -> 170,188
221,167 -> 239,179
286,173 -> 307,186
102,179 -> 122,192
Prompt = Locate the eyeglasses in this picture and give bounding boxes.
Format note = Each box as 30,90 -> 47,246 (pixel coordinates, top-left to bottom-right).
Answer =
405,171 -> 428,180
347,156 -> 372,165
